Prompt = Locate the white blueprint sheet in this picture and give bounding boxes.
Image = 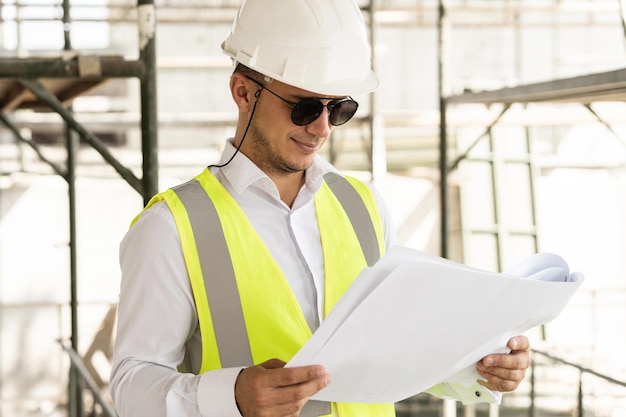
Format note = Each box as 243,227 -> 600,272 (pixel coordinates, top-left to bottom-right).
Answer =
287,246 -> 584,403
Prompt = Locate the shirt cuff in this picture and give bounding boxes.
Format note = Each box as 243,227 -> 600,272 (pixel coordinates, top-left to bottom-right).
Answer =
197,367 -> 245,417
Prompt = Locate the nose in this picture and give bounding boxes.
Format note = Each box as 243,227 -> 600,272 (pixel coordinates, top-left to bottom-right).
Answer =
304,107 -> 333,137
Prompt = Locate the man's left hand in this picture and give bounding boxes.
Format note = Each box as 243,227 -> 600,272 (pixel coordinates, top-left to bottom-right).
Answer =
476,335 -> 531,392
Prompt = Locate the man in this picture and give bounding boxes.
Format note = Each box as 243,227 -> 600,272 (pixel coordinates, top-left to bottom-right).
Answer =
110,0 -> 531,416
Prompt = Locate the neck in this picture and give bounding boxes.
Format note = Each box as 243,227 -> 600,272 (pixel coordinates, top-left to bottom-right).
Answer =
271,171 -> 306,208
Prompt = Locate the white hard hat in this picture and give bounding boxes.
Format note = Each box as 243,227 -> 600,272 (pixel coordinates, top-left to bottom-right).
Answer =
221,0 -> 379,96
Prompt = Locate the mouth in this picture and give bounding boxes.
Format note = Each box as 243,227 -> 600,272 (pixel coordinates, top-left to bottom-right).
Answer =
291,137 -> 321,152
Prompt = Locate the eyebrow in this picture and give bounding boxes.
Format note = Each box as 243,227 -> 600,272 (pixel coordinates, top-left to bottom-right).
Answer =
292,94 -> 350,105
277,88 -> 345,102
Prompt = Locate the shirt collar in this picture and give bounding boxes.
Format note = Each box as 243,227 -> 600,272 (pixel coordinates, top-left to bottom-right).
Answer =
215,138 -> 338,197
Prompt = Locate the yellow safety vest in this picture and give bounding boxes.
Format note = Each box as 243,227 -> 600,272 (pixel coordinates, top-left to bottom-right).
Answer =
137,168 -> 396,417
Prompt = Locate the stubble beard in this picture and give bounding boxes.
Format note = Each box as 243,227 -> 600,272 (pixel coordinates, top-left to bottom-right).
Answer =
248,122 -> 314,176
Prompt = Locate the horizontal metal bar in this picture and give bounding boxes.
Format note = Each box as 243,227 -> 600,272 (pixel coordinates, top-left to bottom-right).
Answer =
446,68 -> 626,105
0,57 -> 144,79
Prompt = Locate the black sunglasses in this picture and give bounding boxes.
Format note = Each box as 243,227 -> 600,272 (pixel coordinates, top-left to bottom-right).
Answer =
246,76 -> 359,126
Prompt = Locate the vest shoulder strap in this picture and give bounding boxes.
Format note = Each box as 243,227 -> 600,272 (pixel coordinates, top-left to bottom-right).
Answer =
172,176 -> 253,370
323,172 -> 384,266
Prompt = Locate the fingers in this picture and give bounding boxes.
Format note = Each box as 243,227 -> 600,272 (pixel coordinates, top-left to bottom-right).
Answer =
262,358 -> 288,370
235,359 -> 331,417
477,362 -> 527,392
507,335 -> 530,352
477,336 -> 531,392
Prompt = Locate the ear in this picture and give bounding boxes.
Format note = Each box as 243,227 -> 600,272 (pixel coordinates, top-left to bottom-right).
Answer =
230,72 -> 258,113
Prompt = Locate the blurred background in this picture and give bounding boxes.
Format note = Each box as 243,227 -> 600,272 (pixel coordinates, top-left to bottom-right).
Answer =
0,0 -> 625,416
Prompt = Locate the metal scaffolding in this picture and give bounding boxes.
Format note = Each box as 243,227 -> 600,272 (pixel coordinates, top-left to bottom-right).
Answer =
2,1 -> 625,416
0,1 -> 157,415
437,0 -> 626,260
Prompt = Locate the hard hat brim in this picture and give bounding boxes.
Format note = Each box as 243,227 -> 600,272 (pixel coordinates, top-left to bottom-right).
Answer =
223,48 -> 380,97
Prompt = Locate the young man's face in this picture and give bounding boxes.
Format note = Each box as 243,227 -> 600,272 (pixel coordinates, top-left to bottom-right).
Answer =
241,79 -> 346,176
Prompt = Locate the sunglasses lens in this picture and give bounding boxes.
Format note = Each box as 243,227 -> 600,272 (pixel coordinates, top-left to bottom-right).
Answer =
290,98 -> 359,126
291,99 -> 324,126
329,99 -> 358,126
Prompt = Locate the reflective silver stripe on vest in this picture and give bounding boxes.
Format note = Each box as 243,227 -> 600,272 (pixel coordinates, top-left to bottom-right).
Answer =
173,179 -> 254,369
322,172 -> 380,266
173,173 -> 380,417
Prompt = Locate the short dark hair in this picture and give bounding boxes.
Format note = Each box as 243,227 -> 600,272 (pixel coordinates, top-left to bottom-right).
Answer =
234,63 -> 262,80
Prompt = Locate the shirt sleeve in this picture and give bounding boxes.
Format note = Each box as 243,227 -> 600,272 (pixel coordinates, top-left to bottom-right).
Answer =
110,202 -> 243,417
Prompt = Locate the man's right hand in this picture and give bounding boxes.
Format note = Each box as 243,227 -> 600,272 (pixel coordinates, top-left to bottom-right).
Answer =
234,359 -> 331,417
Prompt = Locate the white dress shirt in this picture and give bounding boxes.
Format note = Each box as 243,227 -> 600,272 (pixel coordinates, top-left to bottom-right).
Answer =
110,139 -> 497,417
